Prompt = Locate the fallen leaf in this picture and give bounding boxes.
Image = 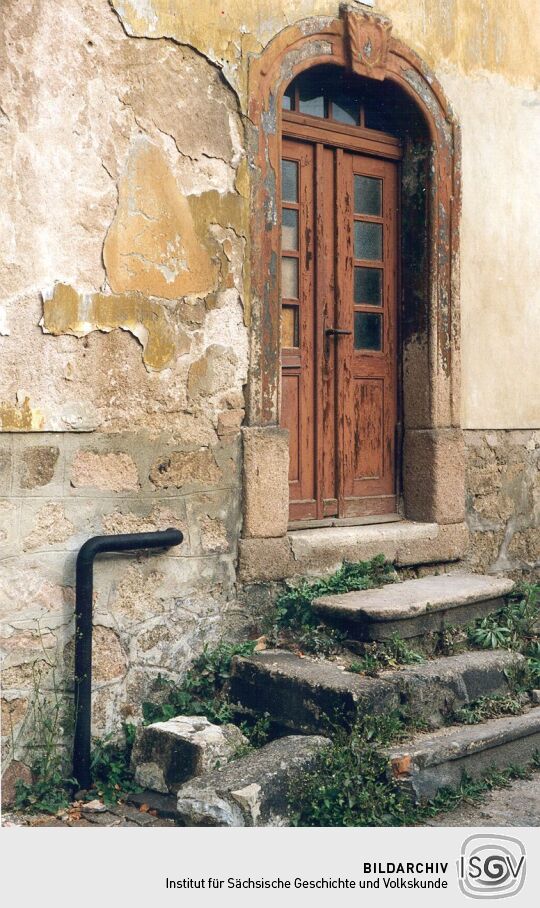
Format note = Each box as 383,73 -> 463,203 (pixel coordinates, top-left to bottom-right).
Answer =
139,804 -> 150,813
83,799 -> 107,812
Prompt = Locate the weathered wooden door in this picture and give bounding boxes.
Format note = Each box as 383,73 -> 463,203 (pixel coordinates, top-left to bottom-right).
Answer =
280,132 -> 399,523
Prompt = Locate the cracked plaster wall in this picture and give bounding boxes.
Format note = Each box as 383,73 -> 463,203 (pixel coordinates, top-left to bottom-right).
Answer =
0,0 -> 539,777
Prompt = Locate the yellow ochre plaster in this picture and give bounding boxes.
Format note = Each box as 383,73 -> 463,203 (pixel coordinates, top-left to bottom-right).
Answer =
104,139 -> 218,300
0,397 -> 45,431
42,283 -> 176,371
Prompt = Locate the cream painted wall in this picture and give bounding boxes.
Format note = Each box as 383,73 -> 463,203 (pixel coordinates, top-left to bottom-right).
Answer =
439,68 -> 540,428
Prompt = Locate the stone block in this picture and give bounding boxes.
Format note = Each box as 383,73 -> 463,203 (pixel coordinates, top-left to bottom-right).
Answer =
64,625 -> 127,683
23,502 -> 75,551
185,488 -> 238,557
149,449 -> 221,490
71,450 -> 139,492
230,650 -> 399,734
0,500 -> 20,557
131,716 -> 247,794
1,696 -> 29,733
312,572 -> 514,641
217,409 -> 244,437
403,428 -> 465,524
175,735 -> 330,826
100,502 -> 189,554
19,446 -> 59,489
242,427 -> 289,538
381,650 -> 521,727
395,521 -> 469,566
231,648 -> 521,734
0,440 -> 12,494
238,522 -> 469,584
238,536 -> 293,582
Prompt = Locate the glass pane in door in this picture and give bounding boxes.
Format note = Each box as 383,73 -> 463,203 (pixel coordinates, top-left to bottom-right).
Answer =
354,267 -> 382,305
354,312 -> 382,350
354,176 -> 382,216
354,222 -> 382,260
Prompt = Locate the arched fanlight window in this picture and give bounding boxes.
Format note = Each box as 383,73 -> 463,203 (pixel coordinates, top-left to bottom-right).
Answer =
282,64 -> 400,135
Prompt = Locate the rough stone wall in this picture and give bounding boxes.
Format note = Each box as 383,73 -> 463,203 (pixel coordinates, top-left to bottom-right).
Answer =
0,0 -> 250,771
465,431 -> 540,577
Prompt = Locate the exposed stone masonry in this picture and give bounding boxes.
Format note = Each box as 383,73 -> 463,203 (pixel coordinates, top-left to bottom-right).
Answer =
465,431 -> 540,576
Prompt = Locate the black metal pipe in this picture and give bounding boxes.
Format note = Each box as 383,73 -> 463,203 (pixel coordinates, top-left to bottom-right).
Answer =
73,528 -> 183,789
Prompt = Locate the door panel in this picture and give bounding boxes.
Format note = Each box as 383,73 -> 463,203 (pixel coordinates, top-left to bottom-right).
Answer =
280,132 -> 398,523
354,378 -> 384,480
280,139 -> 318,520
281,372 -> 300,482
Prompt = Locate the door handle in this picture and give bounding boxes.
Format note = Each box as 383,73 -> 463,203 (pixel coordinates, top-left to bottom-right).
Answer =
325,328 -> 352,337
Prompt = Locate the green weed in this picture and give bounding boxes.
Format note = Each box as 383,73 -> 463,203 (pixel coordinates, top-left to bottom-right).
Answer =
142,640 -> 256,726
236,712 -> 273,754
89,723 -> 140,805
347,636 -> 424,676
289,714 -> 415,827
468,583 -> 540,652
450,693 -> 525,725
274,556 -> 395,631
468,583 -> 540,691
13,633 -> 75,815
14,754 -> 75,815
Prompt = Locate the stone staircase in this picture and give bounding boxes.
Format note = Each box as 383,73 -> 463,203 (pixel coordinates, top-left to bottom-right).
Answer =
230,571 -> 540,803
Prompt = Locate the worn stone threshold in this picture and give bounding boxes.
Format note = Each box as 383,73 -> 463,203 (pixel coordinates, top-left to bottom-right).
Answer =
285,520 -> 469,575
239,520 -> 469,582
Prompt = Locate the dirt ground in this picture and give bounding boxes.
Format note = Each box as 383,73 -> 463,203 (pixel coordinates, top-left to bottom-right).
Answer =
4,772 -> 540,827
427,772 -> 540,827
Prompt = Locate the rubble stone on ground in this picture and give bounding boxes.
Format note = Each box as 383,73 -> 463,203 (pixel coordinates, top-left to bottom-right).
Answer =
131,715 -> 248,794
175,735 -> 330,827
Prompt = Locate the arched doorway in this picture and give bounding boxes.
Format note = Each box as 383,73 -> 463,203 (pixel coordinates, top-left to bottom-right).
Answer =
245,9 -> 464,539
279,65 -> 401,523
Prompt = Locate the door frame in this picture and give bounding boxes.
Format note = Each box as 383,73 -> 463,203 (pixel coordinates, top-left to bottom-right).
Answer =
243,8 -> 464,543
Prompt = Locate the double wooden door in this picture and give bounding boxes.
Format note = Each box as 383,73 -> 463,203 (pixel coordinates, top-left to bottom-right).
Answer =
280,134 -> 398,523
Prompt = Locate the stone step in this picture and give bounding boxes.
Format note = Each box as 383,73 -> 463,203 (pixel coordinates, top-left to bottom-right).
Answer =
311,572 -> 514,641
231,650 -> 399,734
386,707 -> 540,802
230,648 -> 522,734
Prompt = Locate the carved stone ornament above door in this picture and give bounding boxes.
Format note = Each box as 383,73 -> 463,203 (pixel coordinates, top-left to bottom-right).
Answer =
341,4 -> 393,80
